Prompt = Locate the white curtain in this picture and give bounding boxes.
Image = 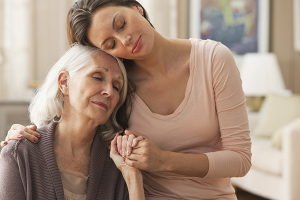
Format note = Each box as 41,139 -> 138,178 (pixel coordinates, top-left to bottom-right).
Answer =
0,0 -> 75,100
138,0 -> 178,38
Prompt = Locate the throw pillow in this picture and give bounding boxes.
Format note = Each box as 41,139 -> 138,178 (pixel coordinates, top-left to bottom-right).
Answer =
271,116 -> 300,149
253,93 -> 300,137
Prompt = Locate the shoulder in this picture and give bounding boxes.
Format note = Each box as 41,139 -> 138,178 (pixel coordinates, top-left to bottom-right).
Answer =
190,38 -> 230,56
1,138 -> 34,160
1,140 -> 19,159
36,121 -> 57,135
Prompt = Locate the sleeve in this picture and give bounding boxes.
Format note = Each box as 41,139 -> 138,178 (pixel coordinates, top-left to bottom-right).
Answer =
204,42 -> 252,178
0,142 -> 27,199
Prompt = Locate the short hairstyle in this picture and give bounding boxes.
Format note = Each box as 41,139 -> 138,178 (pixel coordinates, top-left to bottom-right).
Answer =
29,44 -> 128,142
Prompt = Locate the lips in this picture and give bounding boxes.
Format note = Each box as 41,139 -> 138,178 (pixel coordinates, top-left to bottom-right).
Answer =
132,36 -> 142,53
91,101 -> 108,110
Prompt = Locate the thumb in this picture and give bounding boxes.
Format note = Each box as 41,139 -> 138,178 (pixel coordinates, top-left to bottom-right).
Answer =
124,130 -> 147,139
26,124 -> 37,131
110,134 -> 118,153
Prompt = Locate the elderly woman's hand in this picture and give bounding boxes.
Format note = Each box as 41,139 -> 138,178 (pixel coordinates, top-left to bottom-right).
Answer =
118,130 -> 168,173
117,130 -> 144,157
110,134 -> 138,173
1,124 -> 40,147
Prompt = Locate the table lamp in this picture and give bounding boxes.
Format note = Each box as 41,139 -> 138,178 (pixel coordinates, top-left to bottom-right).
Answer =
240,53 -> 286,111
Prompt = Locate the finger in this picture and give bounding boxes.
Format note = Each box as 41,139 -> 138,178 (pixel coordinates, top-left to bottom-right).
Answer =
1,141 -> 7,147
125,153 -> 141,161
110,135 -> 125,167
7,129 -> 39,143
124,158 -> 142,169
6,129 -> 24,141
8,124 -> 40,140
23,126 -> 40,138
117,135 -> 122,155
132,136 -> 143,147
122,135 -> 128,157
26,124 -> 37,131
124,130 -> 147,139
131,147 -> 144,155
110,134 -> 118,155
126,134 -> 135,156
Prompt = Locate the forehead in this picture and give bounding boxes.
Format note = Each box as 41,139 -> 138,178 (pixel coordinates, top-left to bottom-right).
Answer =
87,6 -> 130,47
89,51 -> 122,75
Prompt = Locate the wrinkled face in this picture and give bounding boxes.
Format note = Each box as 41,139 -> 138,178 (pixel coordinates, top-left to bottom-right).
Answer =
67,52 -> 123,125
87,5 -> 154,60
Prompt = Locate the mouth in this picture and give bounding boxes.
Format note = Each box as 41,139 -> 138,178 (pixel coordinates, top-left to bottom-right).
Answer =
132,36 -> 142,53
91,101 -> 108,110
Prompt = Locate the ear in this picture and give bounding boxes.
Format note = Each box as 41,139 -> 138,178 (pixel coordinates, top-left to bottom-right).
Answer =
58,71 -> 70,95
131,4 -> 144,16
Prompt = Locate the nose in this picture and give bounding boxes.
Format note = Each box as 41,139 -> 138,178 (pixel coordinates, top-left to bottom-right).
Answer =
121,34 -> 132,46
101,84 -> 114,98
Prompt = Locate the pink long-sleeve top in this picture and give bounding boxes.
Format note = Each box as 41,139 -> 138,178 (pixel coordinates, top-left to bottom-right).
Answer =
128,39 -> 252,200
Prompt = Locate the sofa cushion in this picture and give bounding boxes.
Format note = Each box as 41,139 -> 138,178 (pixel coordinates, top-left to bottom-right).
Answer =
271,116 -> 300,149
251,136 -> 282,175
254,93 -> 300,137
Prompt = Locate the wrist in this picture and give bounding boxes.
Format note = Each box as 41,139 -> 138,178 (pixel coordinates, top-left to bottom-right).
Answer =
121,168 -> 142,183
160,151 -> 173,172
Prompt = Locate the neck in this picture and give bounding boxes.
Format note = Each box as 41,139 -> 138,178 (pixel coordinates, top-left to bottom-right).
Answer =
130,31 -> 182,80
53,110 -> 99,157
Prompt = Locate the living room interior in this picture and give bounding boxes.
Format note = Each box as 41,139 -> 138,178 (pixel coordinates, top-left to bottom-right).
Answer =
0,0 -> 299,199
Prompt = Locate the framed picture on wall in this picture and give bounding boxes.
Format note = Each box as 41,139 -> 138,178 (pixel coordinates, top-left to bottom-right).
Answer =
189,0 -> 270,55
294,0 -> 300,51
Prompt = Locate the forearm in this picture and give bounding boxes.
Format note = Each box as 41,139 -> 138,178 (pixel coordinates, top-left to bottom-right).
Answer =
161,151 -> 209,178
122,169 -> 145,200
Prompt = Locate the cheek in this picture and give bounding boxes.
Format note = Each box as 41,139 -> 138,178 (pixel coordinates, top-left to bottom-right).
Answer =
112,96 -> 120,109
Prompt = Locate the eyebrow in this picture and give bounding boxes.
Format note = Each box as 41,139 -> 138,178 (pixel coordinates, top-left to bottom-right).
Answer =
96,67 -> 123,80
97,66 -> 109,72
100,13 -> 118,48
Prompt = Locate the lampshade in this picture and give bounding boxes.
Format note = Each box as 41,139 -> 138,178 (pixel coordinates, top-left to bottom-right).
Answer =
240,53 -> 286,96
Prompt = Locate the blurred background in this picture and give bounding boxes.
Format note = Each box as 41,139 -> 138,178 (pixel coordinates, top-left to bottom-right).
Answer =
0,0 -> 300,199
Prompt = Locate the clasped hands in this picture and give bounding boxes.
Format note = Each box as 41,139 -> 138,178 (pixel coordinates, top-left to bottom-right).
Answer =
1,125 -> 167,173
113,130 -> 167,173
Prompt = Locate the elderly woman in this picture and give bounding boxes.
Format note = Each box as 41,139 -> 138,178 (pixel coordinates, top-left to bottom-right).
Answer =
0,44 -> 144,200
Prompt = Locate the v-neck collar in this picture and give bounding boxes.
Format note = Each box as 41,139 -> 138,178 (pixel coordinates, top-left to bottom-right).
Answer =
38,122 -> 107,200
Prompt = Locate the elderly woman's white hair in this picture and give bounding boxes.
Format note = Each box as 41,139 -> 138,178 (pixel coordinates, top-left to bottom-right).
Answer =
29,44 -> 128,141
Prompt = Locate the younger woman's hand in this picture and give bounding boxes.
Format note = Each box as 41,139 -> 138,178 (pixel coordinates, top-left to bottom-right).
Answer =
119,130 -> 167,173
1,124 -> 40,147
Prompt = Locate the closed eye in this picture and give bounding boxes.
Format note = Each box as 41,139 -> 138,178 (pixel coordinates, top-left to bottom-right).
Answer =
94,77 -> 102,81
120,21 -> 126,30
113,85 -> 120,92
111,39 -> 116,49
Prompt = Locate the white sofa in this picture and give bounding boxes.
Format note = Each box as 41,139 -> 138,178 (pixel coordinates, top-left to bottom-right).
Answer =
231,111 -> 300,200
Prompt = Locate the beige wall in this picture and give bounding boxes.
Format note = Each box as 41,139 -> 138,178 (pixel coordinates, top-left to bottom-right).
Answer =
271,0 -> 300,94
0,0 -> 4,97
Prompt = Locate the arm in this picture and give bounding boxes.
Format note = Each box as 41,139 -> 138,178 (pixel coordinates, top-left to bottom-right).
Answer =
110,135 -> 145,200
0,142 -> 26,199
121,130 -> 209,177
1,124 -> 40,147
121,42 -> 251,178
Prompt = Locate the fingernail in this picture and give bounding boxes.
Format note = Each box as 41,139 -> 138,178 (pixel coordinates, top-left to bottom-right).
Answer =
36,135 -> 41,138
17,135 -> 23,139
4,141 -> 7,145
33,138 -> 39,143
127,150 -> 130,156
